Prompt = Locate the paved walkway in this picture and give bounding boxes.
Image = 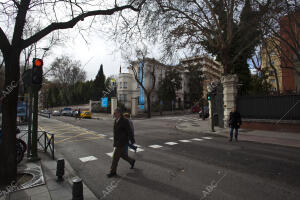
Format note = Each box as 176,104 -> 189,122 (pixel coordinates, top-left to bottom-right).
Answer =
1,152 -> 97,200
176,119 -> 300,148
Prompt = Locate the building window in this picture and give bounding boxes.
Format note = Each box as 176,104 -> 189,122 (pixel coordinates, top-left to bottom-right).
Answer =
119,82 -> 122,89
123,82 -> 127,88
119,94 -> 127,102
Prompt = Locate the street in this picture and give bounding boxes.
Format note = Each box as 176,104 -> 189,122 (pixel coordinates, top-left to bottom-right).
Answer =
38,115 -> 300,200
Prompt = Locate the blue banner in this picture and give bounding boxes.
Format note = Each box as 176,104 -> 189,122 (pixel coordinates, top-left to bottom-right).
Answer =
139,62 -> 145,110
101,97 -> 108,108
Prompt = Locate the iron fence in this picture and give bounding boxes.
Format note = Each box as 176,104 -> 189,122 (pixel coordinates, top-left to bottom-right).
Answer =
38,131 -> 54,160
237,95 -> 300,120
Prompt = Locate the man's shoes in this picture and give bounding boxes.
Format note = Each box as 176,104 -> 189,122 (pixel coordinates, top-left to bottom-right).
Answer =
235,138 -> 238,142
130,160 -> 135,169
107,172 -> 117,178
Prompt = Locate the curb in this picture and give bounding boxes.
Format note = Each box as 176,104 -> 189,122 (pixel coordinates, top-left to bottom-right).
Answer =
50,152 -> 98,200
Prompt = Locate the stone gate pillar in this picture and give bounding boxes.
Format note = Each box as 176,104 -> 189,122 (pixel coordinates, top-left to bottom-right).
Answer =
89,100 -> 92,112
111,97 -> 117,116
131,97 -> 138,117
221,74 -> 238,128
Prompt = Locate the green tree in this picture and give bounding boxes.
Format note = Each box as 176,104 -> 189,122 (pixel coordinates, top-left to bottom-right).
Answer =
186,65 -> 204,104
248,69 -> 272,95
157,68 -> 182,105
93,64 -> 106,100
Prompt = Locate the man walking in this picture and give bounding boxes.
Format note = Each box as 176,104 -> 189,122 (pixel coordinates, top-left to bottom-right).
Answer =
229,107 -> 242,142
107,108 -> 136,178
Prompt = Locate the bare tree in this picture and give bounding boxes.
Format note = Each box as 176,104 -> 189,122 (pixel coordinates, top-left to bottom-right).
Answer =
129,0 -> 271,76
50,56 -> 86,86
262,1 -> 300,93
128,48 -> 158,118
0,0 -> 145,186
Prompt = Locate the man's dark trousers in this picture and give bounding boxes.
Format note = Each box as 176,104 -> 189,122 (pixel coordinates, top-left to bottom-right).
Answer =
230,127 -> 239,140
111,146 -> 134,173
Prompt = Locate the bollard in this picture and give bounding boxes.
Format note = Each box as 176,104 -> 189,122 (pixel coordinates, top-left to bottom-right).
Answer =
56,158 -> 65,182
72,177 -> 84,200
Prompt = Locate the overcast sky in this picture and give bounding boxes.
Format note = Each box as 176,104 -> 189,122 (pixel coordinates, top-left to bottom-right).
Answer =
44,30 -> 125,80
44,28 -> 166,81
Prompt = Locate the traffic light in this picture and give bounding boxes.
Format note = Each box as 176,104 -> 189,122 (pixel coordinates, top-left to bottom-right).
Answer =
32,58 -> 43,85
207,92 -> 211,101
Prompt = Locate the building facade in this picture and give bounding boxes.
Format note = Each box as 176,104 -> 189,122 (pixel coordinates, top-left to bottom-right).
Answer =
116,56 -> 223,111
117,58 -> 169,110
179,55 -> 223,100
279,10 -> 300,93
261,38 -> 283,93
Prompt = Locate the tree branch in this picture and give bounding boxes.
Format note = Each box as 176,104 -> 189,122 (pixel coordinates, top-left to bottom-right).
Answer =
22,3 -> 143,49
0,27 -> 10,54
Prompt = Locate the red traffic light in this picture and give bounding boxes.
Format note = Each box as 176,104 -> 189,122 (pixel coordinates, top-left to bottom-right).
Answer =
33,59 -> 43,67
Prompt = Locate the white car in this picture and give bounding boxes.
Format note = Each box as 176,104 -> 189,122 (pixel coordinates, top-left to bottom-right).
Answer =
61,108 -> 73,116
52,110 -> 61,116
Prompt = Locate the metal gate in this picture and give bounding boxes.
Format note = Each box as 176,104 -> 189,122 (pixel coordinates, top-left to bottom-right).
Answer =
212,83 -> 224,128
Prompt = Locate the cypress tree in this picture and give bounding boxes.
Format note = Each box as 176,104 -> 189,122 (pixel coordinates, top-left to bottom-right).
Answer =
93,64 -> 106,100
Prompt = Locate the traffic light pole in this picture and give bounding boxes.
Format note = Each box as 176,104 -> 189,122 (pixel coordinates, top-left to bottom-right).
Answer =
29,85 -> 41,161
209,96 -> 215,132
27,87 -> 32,158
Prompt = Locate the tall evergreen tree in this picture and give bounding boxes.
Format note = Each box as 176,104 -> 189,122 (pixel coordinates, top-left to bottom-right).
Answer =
186,65 -> 204,104
93,64 -> 106,100
157,68 -> 182,105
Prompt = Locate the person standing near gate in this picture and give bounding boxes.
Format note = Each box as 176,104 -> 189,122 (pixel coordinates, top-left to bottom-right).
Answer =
107,108 -> 136,178
229,107 -> 242,142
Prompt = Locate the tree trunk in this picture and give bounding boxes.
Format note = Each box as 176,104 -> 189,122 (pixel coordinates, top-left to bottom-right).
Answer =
146,94 -> 151,118
0,51 -> 20,186
273,67 -> 280,96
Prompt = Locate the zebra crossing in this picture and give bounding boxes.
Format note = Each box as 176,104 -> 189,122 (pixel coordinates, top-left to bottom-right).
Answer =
39,121 -> 106,144
105,136 -> 214,157
159,116 -> 201,123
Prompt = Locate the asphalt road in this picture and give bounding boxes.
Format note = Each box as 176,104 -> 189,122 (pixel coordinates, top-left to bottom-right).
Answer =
39,115 -> 300,200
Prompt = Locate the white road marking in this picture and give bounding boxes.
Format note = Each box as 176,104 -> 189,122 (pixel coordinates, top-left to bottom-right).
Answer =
129,148 -> 144,152
106,152 -> 114,157
109,137 -> 113,140
179,140 -> 191,143
79,156 -> 98,162
191,138 -> 204,141
202,137 -> 213,140
165,142 -> 178,145
98,134 -> 106,137
149,145 -> 163,149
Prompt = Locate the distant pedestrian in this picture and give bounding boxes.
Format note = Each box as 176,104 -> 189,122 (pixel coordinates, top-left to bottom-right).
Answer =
123,113 -> 137,153
107,108 -> 136,178
76,108 -> 81,120
229,107 -> 242,141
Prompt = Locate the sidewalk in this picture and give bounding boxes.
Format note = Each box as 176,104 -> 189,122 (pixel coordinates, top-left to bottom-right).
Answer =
1,152 -> 97,200
176,119 -> 300,148
91,112 -> 112,120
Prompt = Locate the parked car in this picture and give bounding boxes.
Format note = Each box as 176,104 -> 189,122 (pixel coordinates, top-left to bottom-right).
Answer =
72,110 -> 79,117
52,110 -> 61,116
191,104 -> 200,113
61,107 -> 73,116
80,111 -> 92,119
199,106 -> 209,118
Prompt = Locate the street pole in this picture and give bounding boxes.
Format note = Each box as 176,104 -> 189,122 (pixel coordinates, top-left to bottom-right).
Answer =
30,85 -> 41,161
27,87 -> 32,158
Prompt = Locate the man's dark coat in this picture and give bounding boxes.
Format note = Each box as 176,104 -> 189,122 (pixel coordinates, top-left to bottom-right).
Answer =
113,116 -> 135,147
229,111 -> 242,128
